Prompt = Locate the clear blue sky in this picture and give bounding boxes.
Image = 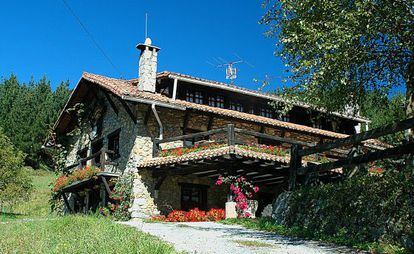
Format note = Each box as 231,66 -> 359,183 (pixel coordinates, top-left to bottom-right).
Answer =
0,1 -> 286,91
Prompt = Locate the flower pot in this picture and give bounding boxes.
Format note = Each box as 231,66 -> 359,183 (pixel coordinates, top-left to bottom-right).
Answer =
225,201 -> 237,219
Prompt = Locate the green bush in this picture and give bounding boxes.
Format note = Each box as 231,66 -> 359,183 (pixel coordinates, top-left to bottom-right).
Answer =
0,128 -> 32,211
283,169 -> 413,250
109,173 -> 134,221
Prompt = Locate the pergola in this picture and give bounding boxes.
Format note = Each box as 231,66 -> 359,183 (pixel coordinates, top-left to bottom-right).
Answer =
60,172 -> 119,214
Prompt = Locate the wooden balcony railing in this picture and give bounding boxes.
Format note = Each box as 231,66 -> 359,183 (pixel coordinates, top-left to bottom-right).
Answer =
63,148 -> 117,173
152,124 -> 313,157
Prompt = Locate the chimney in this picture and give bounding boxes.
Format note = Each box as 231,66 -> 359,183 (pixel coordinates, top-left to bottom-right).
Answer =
136,37 -> 160,93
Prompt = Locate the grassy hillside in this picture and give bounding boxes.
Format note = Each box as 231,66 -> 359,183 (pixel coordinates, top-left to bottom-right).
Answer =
0,216 -> 177,254
1,169 -> 56,221
1,170 -> 179,253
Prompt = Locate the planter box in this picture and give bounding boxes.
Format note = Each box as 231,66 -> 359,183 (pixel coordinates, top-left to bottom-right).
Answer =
225,201 -> 237,219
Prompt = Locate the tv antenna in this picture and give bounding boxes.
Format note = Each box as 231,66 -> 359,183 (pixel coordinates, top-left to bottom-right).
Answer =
206,54 -> 254,85
253,74 -> 276,91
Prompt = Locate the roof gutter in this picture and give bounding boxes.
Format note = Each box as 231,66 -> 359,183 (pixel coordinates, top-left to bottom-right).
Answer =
151,104 -> 163,140
167,74 -> 370,124
121,95 -> 186,111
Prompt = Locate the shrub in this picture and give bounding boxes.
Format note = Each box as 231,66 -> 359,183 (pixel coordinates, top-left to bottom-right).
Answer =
206,208 -> 225,221
165,210 -> 186,222
110,173 -> 133,221
52,166 -> 101,193
184,208 -> 206,222
275,168 -> 414,251
152,208 -> 225,222
215,175 -> 259,217
0,128 -> 32,211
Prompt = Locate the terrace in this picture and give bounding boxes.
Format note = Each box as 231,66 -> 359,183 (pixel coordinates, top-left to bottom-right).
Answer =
139,124 -> 342,189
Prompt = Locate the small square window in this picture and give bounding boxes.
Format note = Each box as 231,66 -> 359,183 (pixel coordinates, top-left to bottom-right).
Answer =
194,91 -> 204,104
91,139 -> 103,165
108,130 -> 120,160
260,108 -> 273,118
185,90 -> 194,103
230,101 -> 244,112
77,148 -> 88,166
208,95 -> 225,108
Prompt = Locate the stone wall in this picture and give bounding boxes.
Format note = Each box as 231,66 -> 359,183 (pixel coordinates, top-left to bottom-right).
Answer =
64,93 -> 327,219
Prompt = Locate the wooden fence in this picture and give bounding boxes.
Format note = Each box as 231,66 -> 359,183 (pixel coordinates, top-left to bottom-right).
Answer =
288,117 -> 414,190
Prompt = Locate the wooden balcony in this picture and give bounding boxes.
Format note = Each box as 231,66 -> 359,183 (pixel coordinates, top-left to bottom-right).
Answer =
63,148 -> 118,173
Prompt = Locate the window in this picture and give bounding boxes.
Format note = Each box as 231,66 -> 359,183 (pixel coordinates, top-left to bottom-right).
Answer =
107,129 -> 121,160
312,120 -> 323,129
194,91 -> 204,104
260,108 -> 273,118
229,101 -> 244,112
186,90 -> 204,104
277,114 -> 290,122
247,107 -> 255,114
180,183 -> 208,211
208,95 -> 225,108
185,90 -> 194,103
91,139 -> 103,165
77,148 -> 88,166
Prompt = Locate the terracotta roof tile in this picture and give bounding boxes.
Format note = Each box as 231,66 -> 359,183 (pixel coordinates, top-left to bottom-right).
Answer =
81,72 -> 385,148
137,145 -> 291,168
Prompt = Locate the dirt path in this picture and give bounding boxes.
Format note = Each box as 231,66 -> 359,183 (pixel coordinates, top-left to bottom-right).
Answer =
123,221 -> 362,254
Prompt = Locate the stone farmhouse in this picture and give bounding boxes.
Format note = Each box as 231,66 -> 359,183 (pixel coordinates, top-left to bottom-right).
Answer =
51,38 -> 379,219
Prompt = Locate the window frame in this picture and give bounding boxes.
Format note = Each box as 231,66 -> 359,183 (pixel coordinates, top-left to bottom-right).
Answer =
107,129 -> 121,160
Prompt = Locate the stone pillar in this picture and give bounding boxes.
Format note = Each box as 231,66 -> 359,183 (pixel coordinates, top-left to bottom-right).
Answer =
130,172 -> 159,219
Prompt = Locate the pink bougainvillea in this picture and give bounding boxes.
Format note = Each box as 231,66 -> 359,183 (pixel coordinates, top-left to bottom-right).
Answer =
215,175 -> 259,218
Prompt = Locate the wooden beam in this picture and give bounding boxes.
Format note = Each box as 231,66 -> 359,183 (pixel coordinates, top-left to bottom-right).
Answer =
182,110 -> 191,134
103,91 -> 119,115
144,105 -> 152,125
100,183 -> 106,207
156,127 -> 227,144
62,193 -> 73,213
299,117 -> 414,157
118,99 -> 137,124
154,175 -> 167,190
207,115 -> 214,130
289,144 -> 302,191
235,128 -> 311,147
298,141 -> 414,175
227,124 -> 235,146
253,176 -> 285,184
100,176 -> 112,195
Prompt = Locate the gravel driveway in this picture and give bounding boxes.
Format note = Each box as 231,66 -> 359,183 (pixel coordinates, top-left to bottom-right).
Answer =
122,221 -> 362,254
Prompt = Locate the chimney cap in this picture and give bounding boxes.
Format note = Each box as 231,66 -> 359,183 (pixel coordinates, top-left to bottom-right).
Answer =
136,37 -> 160,51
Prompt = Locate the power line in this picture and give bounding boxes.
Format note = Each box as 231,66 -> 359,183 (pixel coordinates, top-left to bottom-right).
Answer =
61,0 -> 123,77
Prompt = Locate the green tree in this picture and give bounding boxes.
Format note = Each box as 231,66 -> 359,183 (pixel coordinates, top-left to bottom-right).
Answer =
262,0 -> 414,123
361,92 -> 406,143
0,75 -> 70,168
0,128 -> 32,211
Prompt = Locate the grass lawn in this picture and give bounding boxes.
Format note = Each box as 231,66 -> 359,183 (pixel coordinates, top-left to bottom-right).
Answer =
0,215 -> 178,254
0,170 -> 179,253
1,169 -> 56,222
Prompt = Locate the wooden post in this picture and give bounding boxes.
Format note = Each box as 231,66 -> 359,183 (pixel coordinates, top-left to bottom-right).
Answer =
152,139 -> 159,157
100,183 -> 106,207
289,144 -> 302,191
227,124 -> 235,146
62,193 -> 73,214
100,148 -> 106,171
84,190 -> 90,214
